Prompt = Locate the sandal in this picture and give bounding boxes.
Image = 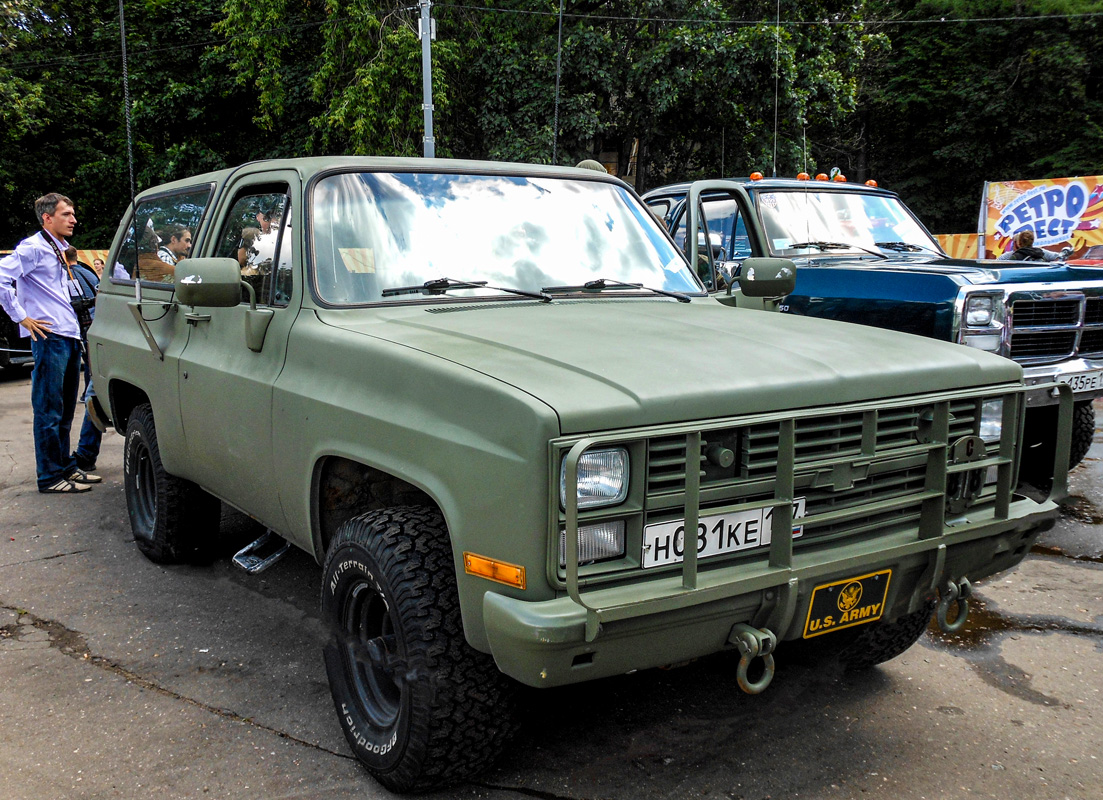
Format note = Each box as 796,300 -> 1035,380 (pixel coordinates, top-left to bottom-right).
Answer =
40,479 -> 92,494
69,469 -> 102,484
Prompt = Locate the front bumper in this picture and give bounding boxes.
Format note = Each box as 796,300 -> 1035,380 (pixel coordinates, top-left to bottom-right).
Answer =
484,498 -> 1055,687
1023,357 -> 1103,406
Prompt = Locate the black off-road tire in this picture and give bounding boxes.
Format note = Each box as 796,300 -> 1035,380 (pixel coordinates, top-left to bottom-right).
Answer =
123,403 -> 220,563
1020,401 -> 1095,489
1069,400 -> 1096,471
838,599 -> 937,671
321,507 -> 518,793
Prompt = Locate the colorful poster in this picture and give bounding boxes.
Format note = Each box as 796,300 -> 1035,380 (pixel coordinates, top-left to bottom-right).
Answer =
982,176 -> 1103,259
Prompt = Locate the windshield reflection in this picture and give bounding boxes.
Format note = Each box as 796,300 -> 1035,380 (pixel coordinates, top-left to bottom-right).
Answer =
311,172 -> 701,304
757,190 -> 940,257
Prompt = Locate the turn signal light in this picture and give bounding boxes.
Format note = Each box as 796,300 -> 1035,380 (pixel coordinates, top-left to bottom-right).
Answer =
750,171 -> 764,181
463,552 -> 526,589
796,172 -> 810,181
815,173 -> 829,181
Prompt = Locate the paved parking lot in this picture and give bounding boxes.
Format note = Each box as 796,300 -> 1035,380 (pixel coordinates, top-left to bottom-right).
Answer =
2,369 -> 1101,800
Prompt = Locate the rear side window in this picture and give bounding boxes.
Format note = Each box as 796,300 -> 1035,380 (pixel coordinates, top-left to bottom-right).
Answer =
113,186 -> 213,284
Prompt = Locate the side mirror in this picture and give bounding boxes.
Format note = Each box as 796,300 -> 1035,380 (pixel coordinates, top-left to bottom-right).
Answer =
175,258 -> 243,308
737,257 -> 796,298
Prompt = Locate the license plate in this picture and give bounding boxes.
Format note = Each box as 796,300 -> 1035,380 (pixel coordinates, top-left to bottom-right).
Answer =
802,569 -> 892,638
1057,370 -> 1103,393
642,498 -> 806,569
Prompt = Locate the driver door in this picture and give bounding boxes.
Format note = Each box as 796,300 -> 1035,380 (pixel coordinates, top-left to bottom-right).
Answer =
177,171 -> 301,528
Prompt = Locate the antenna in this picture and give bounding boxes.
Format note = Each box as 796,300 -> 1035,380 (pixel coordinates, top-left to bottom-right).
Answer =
771,0 -> 780,177
552,0 -> 565,165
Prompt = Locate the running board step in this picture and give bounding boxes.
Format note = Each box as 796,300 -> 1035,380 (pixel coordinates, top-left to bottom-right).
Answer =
232,531 -> 291,574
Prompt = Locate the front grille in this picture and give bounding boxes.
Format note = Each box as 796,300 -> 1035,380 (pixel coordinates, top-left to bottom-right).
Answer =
1080,329 -> 1103,356
648,400 -> 981,494
1005,292 -> 1103,363
1012,299 -> 1080,327
558,387 -> 1023,598
1009,331 -> 1077,360
1085,297 -> 1103,325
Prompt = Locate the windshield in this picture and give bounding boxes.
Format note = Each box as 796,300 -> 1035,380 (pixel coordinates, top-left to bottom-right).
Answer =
311,172 -> 701,304
756,189 -> 941,257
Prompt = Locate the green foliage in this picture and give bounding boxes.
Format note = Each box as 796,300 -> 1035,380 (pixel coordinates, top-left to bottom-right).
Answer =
862,0 -> 1103,231
1,0 -> 1102,243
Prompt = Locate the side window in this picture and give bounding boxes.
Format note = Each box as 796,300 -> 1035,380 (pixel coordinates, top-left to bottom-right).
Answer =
214,188 -> 292,307
646,199 -> 671,228
114,186 -> 211,284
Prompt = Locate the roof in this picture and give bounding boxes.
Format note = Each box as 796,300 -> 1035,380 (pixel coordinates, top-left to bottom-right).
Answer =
642,177 -> 894,199
136,157 -> 628,201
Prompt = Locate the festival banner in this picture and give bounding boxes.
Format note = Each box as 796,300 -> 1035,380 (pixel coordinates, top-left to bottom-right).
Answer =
981,176 -> 1103,259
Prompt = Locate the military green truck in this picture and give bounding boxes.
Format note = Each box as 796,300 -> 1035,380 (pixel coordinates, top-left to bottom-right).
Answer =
88,158 -> 1071,792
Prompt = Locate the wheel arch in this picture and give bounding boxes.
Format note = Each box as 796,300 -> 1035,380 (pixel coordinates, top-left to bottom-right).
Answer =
107,379 -> 152,435
311,455 -> 444,561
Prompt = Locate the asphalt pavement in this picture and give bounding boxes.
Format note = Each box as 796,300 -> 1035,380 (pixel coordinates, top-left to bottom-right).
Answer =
2,368 -> 1101,800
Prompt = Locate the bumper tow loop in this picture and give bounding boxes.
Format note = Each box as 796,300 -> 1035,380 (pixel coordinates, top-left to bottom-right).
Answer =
730,624 -> 778,695
937,577 -> 972,633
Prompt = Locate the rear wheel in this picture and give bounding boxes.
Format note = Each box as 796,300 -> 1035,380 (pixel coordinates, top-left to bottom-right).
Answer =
838,599 -> 937,670
123,403 -> 220,563
321,507 -> 517,792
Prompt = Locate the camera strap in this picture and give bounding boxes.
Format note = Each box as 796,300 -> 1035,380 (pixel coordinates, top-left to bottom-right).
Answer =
41,231 -> 92,345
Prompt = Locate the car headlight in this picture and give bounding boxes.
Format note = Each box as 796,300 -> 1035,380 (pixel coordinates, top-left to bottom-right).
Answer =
965,295 -> 996,326
560,447 -> 629,509
979,399 -> 1003,443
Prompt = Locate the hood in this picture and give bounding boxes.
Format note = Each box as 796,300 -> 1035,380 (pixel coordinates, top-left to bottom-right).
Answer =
811,254 -> 1103,286
317,299 -> 1021,434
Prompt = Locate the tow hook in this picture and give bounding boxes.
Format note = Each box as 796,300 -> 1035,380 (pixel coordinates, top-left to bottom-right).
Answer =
937,577 -> 972,633
728,624 -> 778,695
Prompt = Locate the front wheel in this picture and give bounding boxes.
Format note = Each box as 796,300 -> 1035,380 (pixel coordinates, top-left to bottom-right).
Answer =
321,507 -> 517,792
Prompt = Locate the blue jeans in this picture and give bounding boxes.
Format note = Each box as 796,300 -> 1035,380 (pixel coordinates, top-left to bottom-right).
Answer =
74,340 -> 103,470
30,333 -> 82,490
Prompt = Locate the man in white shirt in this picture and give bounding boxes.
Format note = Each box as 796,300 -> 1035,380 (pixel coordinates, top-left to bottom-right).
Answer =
0,194 -> 103,493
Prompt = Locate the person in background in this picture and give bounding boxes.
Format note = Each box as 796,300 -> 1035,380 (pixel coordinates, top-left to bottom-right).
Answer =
91,257 -> 105,278
64,247 -> 103,474
998,229 -> 1070,262
157,224 -> 192,266
0,193 -> 101,493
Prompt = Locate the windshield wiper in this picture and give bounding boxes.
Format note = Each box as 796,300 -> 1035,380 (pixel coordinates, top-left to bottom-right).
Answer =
788,241 -> 887,259
540,278 -> 691,303
875,241 -> 943,256
381,276 -> 552,302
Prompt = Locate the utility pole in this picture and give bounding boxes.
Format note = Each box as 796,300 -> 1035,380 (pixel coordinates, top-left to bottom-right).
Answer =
419,0 -> 435,158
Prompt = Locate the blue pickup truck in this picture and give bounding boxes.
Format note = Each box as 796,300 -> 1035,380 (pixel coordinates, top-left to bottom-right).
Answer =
643,177 -> 1103,483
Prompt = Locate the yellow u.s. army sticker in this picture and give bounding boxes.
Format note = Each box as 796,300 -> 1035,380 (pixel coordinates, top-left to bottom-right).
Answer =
802,569 -> 892,638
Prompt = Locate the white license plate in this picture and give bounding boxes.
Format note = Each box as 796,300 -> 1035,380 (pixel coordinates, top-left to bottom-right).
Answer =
642,498 -> 807,569
1058,370 -> 1103,393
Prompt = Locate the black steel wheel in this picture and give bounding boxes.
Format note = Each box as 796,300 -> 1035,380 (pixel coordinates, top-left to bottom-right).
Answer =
122,403 -> 219,563
321,507 -> 517,793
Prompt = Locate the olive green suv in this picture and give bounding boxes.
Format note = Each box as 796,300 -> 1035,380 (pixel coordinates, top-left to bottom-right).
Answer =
88,158 -> 1070,792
